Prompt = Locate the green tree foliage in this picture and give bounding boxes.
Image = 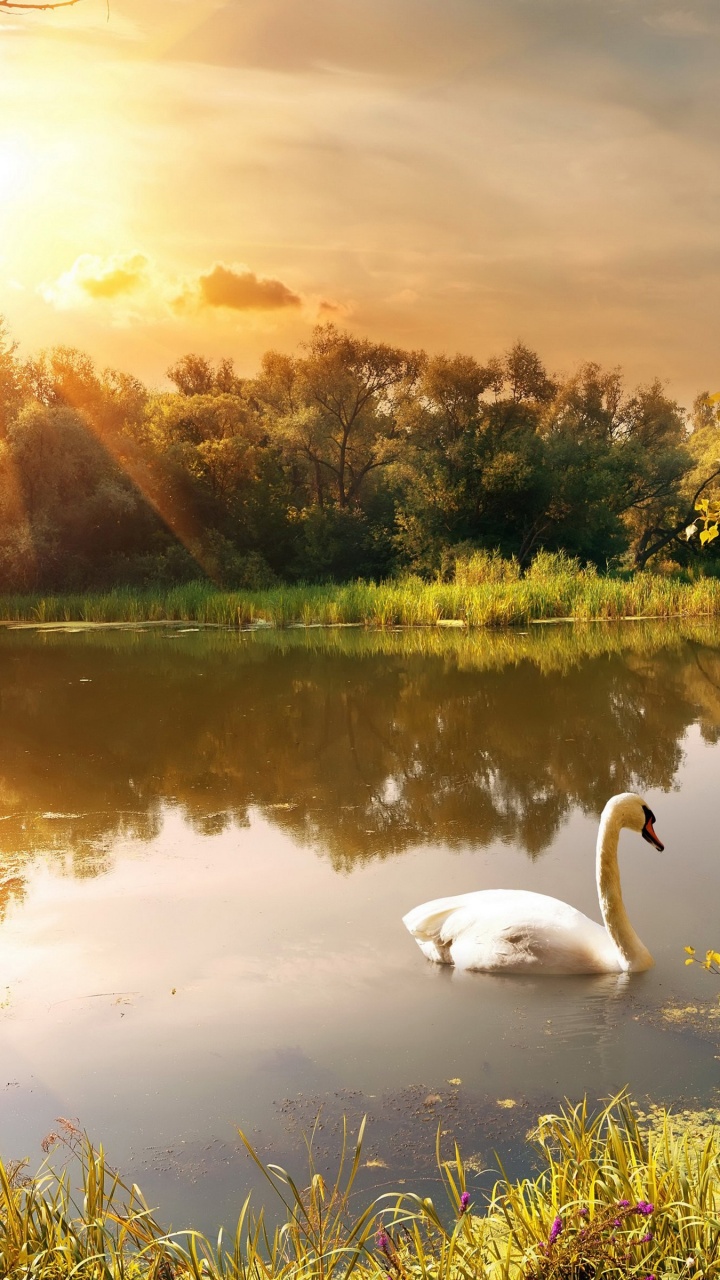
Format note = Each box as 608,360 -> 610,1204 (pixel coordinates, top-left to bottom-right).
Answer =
0,315 -> 718,589
0,403 -> 149,589
253,324 -> 423,578
626,391 -> 720,566
681,394 -> 720,550
256,324 -> 423,509
393,350 -> 697,572
0,319 -> 24,434
137,388 -> 289,583
167,353 -> 245,397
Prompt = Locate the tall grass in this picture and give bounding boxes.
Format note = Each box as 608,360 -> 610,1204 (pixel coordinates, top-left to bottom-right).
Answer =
2,555 -> 720,628
4,1096 -> 720,1279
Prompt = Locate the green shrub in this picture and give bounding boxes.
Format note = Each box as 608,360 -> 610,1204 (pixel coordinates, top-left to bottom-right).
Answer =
454,550 -> 522,586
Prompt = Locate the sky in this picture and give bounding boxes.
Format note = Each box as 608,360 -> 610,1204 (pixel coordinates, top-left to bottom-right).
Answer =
1,0 -> 720,401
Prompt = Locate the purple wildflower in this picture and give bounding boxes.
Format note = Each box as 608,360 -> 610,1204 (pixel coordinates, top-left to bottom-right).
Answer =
645,1274 -> 656,1280
578,1206 -> 589,1218
636,1201 -> 654,1216
613,1219 -> 622,1228
376,1230 -> 390,1253
549,1216 -> 563,1245
641,1233 -> 653,1243
618,1200 -> 630,1208
459,1192 -> 471,1215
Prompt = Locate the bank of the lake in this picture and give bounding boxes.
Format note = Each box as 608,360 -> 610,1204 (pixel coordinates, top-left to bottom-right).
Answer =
5,1096 -> 720,1280
1,569 -> 720,628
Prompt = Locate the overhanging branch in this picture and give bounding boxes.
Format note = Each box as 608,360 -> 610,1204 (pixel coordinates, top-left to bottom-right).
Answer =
0,0 -> 81,9
634,463 -> 720,568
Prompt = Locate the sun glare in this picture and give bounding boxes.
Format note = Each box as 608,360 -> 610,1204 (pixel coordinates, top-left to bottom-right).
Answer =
0,136 -> 35,204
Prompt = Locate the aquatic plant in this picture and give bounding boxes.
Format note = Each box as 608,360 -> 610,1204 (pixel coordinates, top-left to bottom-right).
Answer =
2,557 -> 720,630
3,1096 -> 720,1279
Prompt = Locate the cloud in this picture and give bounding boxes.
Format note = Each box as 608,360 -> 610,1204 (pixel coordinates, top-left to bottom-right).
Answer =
39,252 -> 327,332
198,264 -> 302,311
41,254 -> 309,323
164,0 -> 495,77
160,0 -> 720,135
40,253 -> 151,309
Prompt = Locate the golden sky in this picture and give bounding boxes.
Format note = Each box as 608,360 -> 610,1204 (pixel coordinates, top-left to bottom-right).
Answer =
2,0 -> 720,400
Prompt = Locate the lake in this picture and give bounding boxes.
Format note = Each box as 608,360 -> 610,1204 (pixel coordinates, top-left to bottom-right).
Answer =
0,620 -> 718,1231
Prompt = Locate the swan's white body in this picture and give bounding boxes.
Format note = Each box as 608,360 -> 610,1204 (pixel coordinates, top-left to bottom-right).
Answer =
403,794 -> 660,975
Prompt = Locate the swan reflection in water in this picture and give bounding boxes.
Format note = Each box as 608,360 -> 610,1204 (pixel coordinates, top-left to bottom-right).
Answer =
403,793 -> 664,975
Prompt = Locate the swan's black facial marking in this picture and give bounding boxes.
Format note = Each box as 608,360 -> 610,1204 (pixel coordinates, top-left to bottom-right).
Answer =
641,804 -> 664,851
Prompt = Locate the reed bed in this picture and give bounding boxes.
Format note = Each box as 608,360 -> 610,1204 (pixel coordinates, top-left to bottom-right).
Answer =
3,1096 -> 720,1280
1,568 -> 720,630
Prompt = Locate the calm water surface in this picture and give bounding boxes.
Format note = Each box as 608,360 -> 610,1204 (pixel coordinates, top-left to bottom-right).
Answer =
0,621 -> 718,1229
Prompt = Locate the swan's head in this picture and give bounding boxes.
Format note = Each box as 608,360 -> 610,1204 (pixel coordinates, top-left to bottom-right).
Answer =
604,792 -> 664,850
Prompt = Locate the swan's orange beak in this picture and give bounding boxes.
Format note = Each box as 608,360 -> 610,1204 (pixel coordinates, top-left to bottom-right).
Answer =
641,817 -> 664,851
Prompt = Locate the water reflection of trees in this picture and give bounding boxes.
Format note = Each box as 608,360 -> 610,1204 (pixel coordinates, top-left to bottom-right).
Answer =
0,624 -> 719,876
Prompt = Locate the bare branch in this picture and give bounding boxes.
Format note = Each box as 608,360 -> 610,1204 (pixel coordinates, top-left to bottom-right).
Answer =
0,0 -> 81,9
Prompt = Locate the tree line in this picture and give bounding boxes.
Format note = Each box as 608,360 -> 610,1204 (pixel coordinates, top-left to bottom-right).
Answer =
0,317 -> 718,592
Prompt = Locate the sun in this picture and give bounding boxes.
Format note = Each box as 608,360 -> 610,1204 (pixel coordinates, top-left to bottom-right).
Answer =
0,133 -> 49,254
0,135 -> 35,203
0,129 -> 82,269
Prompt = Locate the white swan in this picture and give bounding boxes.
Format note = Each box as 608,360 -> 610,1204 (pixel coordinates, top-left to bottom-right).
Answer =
402,793 -> 664,975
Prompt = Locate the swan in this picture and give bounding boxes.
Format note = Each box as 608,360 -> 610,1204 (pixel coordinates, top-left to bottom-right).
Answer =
402,793 -> 664,975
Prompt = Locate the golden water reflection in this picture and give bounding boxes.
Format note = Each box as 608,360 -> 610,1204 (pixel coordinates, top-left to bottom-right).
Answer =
0,621 -> 719,879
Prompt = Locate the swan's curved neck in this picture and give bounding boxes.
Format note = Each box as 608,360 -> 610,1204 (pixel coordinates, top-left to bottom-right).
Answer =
596,809 -> 652,972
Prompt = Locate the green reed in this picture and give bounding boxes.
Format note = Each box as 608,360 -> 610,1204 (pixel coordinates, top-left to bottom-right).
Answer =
3,1097 -> 720,1280
1,560 -> 720,629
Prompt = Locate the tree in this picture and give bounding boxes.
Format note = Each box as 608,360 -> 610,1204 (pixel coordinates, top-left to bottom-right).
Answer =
681,395 -> 720,550
0,318 -> 23,435
137,388 -> 291,581
620,389 -> 718,567
167,354 -> 244,398
256,324 -> 423,511
394,347 -> 650,571
392,347 -> 556,571
1,402 -> 149,589
0,315 -> 717,588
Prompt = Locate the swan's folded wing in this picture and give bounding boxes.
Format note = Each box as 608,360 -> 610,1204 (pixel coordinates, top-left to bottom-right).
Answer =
402,893 -> 489,963
403,890 -> 620,973
402,894 -> 469,939
403,891 -> 546,945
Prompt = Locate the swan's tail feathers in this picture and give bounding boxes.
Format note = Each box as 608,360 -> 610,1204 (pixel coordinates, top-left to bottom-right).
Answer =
402,897 -> 461,965
415,938 -> 448,963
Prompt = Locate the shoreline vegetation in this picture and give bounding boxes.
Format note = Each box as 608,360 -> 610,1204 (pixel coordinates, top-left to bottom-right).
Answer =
1,558 -> 720,629
4,1096 -> 720,1279
1,323 -> 720,599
